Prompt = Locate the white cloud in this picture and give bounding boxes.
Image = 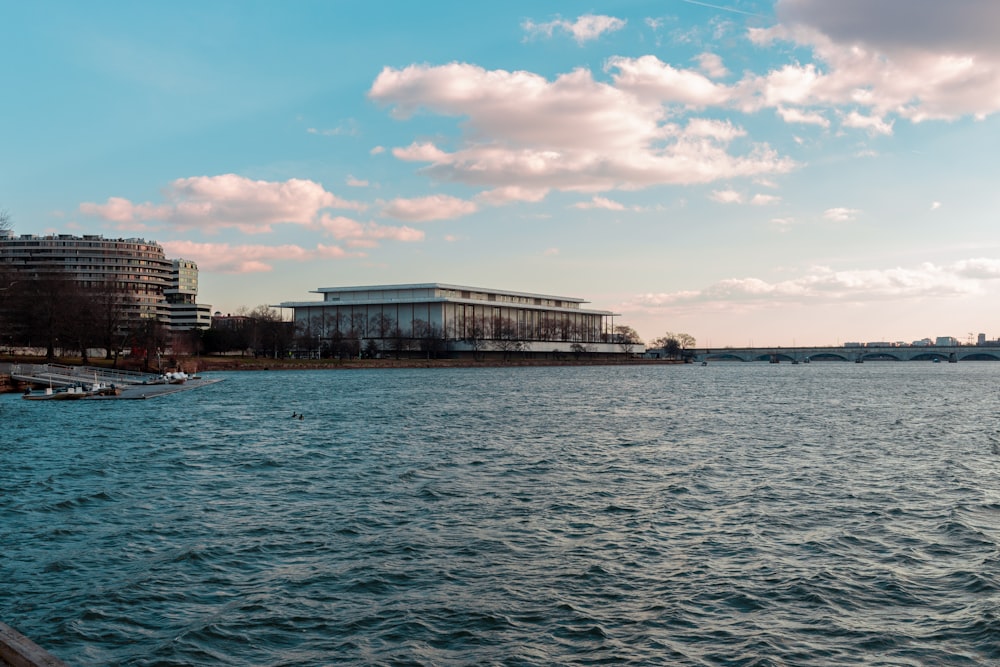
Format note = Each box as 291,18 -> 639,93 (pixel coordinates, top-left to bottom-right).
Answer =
80,174 -> 366,234
370,62 -> 795,193
543,247 -> 560,256
776,106 -> 830,127
823,207 -> 860,222
930,201 -> 942,210
711,189 -> 743,204
695,52 -> 729,79
475,186 -> 550,206
522,14 -> 626,44
346,175 -> 369,187
381,194 -> 478,221
393,142 -> 448,162
751,194 -> 781,206
313,214 -> 424,247
573,196 -> 627,211
745,0 -> 1000,124
842,111 -> 894,136
159,240 -> 362,274
624,257 -> 1000,312
608,55 -> 730,107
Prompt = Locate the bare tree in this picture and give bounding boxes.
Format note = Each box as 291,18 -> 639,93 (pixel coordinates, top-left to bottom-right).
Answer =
130,317 -> 169,372
88,280 -> 136,363
492,317 -> 524,361
614,324 -> 641,357
248,305 -> 292,358
414,319 -> 447,359
465,317 -> 489,361
12,272 -> 82,361
0,209 -> 11,233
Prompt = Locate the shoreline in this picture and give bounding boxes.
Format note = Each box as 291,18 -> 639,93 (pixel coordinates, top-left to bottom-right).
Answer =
0,357 -> 685,392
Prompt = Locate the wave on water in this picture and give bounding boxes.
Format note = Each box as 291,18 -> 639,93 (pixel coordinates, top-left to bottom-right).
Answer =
3,364 -> 1000,665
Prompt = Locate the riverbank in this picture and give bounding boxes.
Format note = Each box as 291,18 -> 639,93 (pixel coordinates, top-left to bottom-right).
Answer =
189,356 -> 684,371
0,356 -> 684,392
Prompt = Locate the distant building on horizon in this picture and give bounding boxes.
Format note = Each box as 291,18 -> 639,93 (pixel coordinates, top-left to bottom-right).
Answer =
0,231 -> 211,330
279,282 -> 635,358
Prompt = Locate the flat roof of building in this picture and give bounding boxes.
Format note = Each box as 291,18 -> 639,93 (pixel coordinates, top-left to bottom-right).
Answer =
280,283 -> 620,316
311,282 -> 587,303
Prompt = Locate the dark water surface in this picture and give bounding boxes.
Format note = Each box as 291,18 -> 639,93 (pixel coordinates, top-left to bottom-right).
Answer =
2,363 -> 1000,666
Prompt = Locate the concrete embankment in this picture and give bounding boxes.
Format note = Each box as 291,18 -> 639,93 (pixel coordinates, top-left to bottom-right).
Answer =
0,621 -> 68,667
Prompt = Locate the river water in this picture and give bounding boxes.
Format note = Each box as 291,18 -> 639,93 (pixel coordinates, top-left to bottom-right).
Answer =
2,363 -> 999,666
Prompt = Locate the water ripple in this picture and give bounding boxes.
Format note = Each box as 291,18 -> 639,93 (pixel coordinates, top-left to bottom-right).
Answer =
3,363 -> 1000,665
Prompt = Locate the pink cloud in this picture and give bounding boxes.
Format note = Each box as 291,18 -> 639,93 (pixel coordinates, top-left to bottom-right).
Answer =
522,14 -> 626,44
160,240 -> 361,274
315,214 -> 424,246
370,63 -> 796,193
573,196 -> 627,211
80,174 -> 366,233
381,195 -> 478,221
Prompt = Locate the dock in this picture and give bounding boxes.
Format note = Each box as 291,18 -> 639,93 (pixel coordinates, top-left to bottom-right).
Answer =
5,363 -> 222,400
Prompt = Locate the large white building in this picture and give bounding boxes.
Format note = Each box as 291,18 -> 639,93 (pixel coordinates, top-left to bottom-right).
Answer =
280,283 -> 635,357
0,231 -> 210,330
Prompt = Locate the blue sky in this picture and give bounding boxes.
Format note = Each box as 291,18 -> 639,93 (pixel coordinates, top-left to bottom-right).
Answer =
4,0 -> 1000,347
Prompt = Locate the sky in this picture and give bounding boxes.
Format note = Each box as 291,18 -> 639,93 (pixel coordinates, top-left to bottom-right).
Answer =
4,0 -> 1000,348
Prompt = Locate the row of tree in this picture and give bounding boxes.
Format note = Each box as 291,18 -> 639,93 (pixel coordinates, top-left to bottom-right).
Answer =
0,271 -> 170,366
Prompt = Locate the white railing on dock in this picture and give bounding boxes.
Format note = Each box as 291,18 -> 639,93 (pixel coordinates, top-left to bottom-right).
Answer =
10,364 -> 163,388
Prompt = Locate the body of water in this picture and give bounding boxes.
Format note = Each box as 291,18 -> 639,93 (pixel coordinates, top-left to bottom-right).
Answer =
2,363 -> 1000,665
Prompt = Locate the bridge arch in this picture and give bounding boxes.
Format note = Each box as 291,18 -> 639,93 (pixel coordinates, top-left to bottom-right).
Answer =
705,353 -> 749,362
809,353 -> 850,361
911,352 -> 950,361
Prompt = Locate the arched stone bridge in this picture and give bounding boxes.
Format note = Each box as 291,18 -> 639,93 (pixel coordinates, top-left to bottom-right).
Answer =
692,345 -> 1000,363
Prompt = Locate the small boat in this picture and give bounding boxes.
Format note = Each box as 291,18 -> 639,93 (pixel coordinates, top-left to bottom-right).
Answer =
165,371 -> 188,385
23,385 -> 88,400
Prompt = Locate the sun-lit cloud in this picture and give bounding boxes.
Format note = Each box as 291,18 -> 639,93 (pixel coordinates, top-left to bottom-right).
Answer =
608,55 -> 731,107
475,186 -> 550,206
369,62 -> 796,194
522,14 -> 626,44
346,175 -> 369,187
745,0 -> 1000,125
930,201 -> 942,210
751,193 -> 781,206
573,196 -> 627,211
695,52 -> 729,79
543,247 -> 560,256
710,189 -> 744,204
80,175 -> 366,234
624,257 -> 1000,313
841,111 -> 894,136
381,194 -> 478,221
776,106 -> 830,127
823,207 -> 861,222
313,214 -> 424,247
160,240 -> 362,273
